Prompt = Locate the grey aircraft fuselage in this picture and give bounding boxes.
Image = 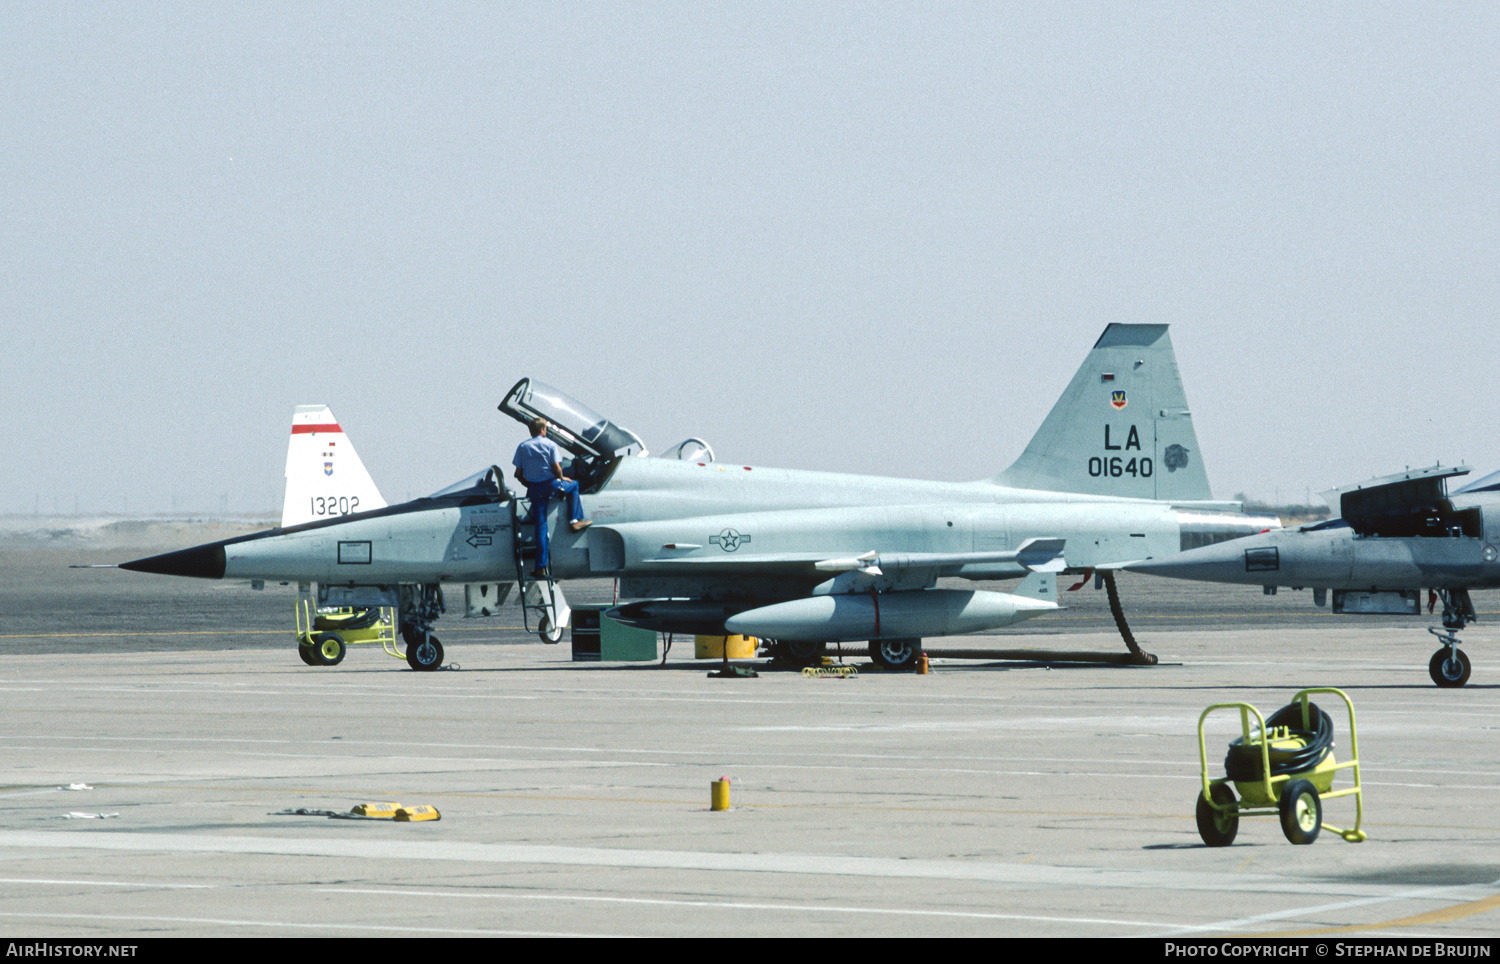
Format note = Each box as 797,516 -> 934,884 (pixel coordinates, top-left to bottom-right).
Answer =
1127,465 -> 1500,593
1126,463 -> 1500,686
121,324 -> 1276,664
147,458 -> 1258,591
1127,513 -> 1500,593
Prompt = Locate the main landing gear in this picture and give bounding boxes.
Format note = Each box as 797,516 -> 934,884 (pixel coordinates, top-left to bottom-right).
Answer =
768,638 -> 924,671
1427,589 -> 1476,688
868,637 -> 921,671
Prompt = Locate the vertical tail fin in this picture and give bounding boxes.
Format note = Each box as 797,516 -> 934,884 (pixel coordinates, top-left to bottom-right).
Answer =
281,405 -> 387,527
993,324 -> 1212,502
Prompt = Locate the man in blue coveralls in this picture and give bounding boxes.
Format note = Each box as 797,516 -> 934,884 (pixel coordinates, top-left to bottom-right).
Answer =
512,418 -> 591,579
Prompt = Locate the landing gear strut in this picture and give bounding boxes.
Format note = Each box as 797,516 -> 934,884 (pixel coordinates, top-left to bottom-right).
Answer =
1428,588 -> 1476,687
1427,589 -> 1475,687
400,584 -> 446,671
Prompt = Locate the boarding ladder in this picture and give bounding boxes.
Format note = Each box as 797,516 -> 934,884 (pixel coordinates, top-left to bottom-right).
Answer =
509,488 -> 570,643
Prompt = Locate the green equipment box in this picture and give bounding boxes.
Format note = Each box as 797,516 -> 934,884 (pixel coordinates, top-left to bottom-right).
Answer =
572,606 -> 658,662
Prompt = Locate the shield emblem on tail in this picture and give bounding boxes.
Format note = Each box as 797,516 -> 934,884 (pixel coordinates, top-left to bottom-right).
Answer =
1110,390 -> 1128,410
324,461 -> 334,476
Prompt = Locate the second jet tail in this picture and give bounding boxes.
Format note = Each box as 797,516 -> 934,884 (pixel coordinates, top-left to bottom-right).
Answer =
992,324 -> 1213,502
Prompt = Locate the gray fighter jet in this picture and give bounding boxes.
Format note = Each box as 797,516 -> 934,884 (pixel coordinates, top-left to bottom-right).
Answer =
1129,464 -> 1500,687
121,324 -> 1275,671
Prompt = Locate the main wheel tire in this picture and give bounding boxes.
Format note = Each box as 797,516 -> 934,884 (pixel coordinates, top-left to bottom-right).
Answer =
1429,647 -> 1472,687
538,615 -> 564,644
313,633 -> 346,666
298,643 -> 318,666
1196,783 -> 1239,847
1279,779 -> 1322,845
406,634 -> 444,671
868,637 -> 921,671
782,640 -> 827,665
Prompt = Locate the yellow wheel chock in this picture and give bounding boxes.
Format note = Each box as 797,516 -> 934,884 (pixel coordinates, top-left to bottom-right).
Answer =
1195,687 -> 1365,847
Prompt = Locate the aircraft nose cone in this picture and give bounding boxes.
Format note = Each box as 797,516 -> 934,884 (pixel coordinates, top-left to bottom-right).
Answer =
119,543 -> 227,579
1125,541 -> 1249,583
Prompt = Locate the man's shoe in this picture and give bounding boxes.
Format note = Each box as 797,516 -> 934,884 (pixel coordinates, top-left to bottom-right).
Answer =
530,568 -> 550,580
569,520 -> 593,533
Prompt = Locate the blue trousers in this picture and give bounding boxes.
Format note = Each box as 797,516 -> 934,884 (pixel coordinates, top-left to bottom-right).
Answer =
525,479 -> 584,571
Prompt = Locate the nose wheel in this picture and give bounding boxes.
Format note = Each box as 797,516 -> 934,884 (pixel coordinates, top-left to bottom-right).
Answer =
1427,626 -> 1472,688
1429,644 -> 1471,687
403,627 -> 445,671
1425,592 -> 1475,688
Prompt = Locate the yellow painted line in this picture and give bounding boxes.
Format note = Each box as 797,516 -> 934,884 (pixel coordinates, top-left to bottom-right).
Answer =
1253,892 -> 1500,936
0,626 -> 527,640
17,614 -> 1495,640
1037,610 -> 1500,623
76,784 -> 1190,817
0,630 -> 285,639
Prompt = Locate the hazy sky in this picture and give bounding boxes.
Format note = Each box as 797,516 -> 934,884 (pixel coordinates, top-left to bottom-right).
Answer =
4,3 -> 1497,516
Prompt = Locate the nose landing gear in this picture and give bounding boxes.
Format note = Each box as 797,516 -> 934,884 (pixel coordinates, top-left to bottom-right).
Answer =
1427,589 -> 1476,688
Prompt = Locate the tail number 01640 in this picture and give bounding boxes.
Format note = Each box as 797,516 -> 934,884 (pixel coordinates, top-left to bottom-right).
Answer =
1089,456 -> 1152,478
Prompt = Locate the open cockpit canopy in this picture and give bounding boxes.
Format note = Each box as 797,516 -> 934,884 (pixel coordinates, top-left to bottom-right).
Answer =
499,379 -> 646,460
1333,464 -> 1479,538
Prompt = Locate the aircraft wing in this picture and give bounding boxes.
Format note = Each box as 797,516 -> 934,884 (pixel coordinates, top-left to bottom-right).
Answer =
617,536 -> 1066,577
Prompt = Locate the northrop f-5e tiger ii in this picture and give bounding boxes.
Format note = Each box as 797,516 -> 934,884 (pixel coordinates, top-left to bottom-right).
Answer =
1130,463 -> 1500,687
120,324 -> 1275,671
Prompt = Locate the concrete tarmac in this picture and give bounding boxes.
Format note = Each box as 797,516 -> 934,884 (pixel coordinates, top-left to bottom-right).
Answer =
3,533 -> 1500,937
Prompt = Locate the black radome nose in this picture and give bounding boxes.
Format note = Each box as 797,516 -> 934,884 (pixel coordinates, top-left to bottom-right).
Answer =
119,543 -> 227,579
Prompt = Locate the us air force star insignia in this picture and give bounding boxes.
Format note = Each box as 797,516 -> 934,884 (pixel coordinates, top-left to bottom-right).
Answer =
710,529 -> 750,552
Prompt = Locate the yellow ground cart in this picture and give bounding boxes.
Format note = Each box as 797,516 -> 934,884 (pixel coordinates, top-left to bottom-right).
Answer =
1195,687 -> 1365,847
295,598 -> 404,667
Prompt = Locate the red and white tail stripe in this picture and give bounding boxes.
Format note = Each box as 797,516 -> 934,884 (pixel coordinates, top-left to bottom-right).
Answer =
281,405 -> 386,527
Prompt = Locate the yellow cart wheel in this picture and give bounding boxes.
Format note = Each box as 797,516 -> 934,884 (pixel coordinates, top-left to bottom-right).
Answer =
1279,779 -> 1322,845
298,643 -> 318,666
313,633 -> 346,666
1196,784 -> 1239,847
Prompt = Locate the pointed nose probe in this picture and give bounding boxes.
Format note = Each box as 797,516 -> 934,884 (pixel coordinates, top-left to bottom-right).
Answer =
1125,539 -> 1259,584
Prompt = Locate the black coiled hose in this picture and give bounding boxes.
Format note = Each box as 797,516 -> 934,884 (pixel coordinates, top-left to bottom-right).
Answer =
314,606 -> 383,632
1224,701 -> 1333,782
